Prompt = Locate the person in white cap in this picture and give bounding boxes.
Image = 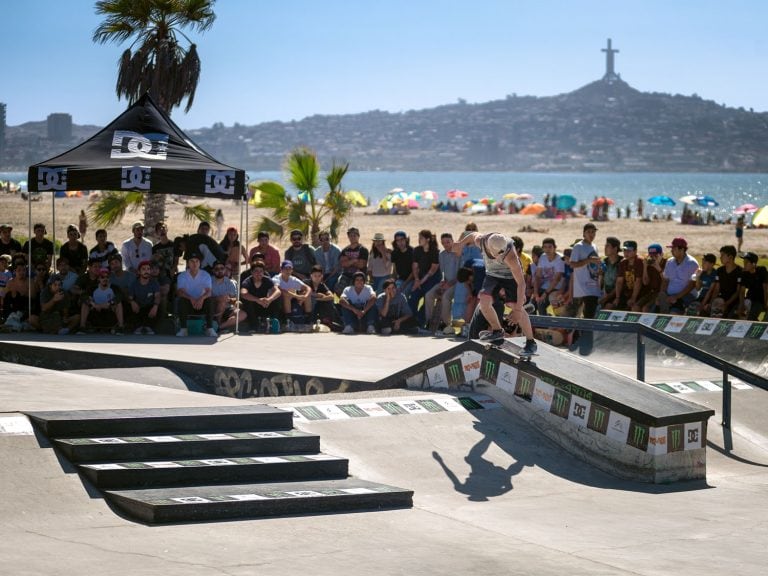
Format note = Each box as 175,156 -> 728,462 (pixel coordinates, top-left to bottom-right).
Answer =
453,232 -> 537,355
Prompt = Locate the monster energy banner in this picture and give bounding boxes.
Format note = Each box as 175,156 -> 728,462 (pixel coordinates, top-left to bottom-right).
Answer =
472,345 -> 706,457
28,93 -> 245,200
596,311 -> 768,340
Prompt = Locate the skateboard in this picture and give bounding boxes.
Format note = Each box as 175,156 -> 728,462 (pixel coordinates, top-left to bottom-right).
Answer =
479,334 -> 538,361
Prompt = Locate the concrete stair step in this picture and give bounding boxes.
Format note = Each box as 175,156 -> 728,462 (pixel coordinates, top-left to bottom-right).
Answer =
105,478 -> 414,523
79,453 -> 349,489
55,429 -> 320,462
27,406 -> 294,438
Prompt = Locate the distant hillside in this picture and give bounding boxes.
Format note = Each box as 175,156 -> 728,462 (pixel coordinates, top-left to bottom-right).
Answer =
5,78 -> 768,172
188,78 -> 768,172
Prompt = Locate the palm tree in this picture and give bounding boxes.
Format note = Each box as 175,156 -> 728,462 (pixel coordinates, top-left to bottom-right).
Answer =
249,147 -> 363,246
91,0 -> 217,236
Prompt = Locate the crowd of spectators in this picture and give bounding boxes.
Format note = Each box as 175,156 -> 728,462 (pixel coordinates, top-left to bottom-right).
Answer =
0,218 -> 765,341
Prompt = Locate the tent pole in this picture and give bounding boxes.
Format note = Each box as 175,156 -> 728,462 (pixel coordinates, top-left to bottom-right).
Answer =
51,191 -> 56,269
27,189 -> 33,322
235,199 -> 245,336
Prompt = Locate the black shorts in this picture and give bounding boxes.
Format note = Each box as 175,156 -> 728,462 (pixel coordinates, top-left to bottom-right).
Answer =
480,275 -> 519,303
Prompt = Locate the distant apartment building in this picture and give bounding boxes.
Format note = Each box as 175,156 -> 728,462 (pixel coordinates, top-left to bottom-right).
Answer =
47,112 -> 72,142
0,102 -> 6,165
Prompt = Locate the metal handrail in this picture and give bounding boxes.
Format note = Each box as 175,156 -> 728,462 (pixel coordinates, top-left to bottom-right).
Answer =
528,315 -> 768,429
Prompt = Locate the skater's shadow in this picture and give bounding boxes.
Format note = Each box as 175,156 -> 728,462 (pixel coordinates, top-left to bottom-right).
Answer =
432,421 -> 532,502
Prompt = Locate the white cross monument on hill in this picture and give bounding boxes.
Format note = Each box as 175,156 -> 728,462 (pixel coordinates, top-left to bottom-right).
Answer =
602,38 -> 620,83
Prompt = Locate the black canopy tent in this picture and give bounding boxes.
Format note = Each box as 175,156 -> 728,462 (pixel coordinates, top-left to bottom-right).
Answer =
28,93 -> 245,199
25,93 -> 248,334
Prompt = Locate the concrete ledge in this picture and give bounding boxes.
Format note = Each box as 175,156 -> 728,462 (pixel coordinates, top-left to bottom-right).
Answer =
404,338 -> 714,483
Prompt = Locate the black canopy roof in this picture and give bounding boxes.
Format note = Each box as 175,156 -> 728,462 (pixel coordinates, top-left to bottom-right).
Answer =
28,94 -> 245,200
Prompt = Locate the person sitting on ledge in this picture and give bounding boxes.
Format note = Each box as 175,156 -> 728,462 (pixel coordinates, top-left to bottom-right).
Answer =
339,271 -> 377,334
175,252 -> 216,338
78,268 -> 125,334
211,260 -> 246,333
272,260 -> 313,323
126,260 -> 161,335
240,261 -> 282,331
376,278 -> 418,335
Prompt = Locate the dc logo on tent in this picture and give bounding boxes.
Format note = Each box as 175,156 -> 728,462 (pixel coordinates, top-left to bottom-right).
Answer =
37,167 -> 67,191
121,166 -> 151,190
111,130 -> 169,160
205,170 -> 236,195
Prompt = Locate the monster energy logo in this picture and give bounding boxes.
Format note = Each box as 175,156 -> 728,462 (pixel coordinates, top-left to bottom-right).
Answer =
588,405 -> 609,434
481,359 -> 498,382
550,390 -> 570,418
445,361 -> 464,385
747,324 -> 767,339
627,422 -> 649,451
515,374 -> 535,400
667,424 -> 684,452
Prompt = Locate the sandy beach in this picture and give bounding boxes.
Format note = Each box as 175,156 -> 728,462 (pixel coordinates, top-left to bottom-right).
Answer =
2,193 -> 765,262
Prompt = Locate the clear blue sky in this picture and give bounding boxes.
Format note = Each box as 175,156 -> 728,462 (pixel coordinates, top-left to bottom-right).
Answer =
2,0 -> 766,129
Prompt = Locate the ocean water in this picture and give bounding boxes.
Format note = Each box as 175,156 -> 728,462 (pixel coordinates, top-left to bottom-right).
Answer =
249,171 -> 768,220
5,170 -> 768,220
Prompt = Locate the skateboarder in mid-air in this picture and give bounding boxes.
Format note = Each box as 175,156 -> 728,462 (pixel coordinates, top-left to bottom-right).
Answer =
453,232 -> 537,356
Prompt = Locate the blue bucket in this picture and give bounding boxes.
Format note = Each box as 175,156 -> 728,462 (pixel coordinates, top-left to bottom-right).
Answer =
187,318 -> 205,336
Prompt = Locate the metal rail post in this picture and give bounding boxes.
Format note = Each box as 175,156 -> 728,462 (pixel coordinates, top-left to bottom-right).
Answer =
722,370 -> 732,429
636,331 -> 645,382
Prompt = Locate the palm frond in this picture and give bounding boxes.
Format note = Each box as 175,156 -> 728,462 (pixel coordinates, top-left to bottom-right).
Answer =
326,160 -> 349,193
248,180 -> 286,208
182,203 -> 214,222
88,191 -> 145,228
251,217 -> 284,242
285,148 -> 320,194
94,0 -> 215,114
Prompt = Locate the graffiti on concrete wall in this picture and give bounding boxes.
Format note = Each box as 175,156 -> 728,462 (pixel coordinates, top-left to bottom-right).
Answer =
213,368 -> 351,398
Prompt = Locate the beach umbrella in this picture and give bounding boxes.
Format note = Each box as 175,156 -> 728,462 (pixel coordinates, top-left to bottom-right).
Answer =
520,203 -> 546,215
478,197 -> 495,205
752,205 -> 768,227
503,193 -> 520,200
389,187 -> 404,194
647,195 -> 676,206
680,194 -> 718,207
515,193 -> 534,201
556,194 -> 577,210
407,191 -> 421,200
421,190 -> 438,200
592,197 -> 614,207
447,189 -> 469,199
734,203 -> 759,215
695,195 -> 719,207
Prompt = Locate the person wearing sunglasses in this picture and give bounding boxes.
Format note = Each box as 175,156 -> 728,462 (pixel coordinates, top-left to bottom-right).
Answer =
120,221 -> 153,275
283,230 -> 316,282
